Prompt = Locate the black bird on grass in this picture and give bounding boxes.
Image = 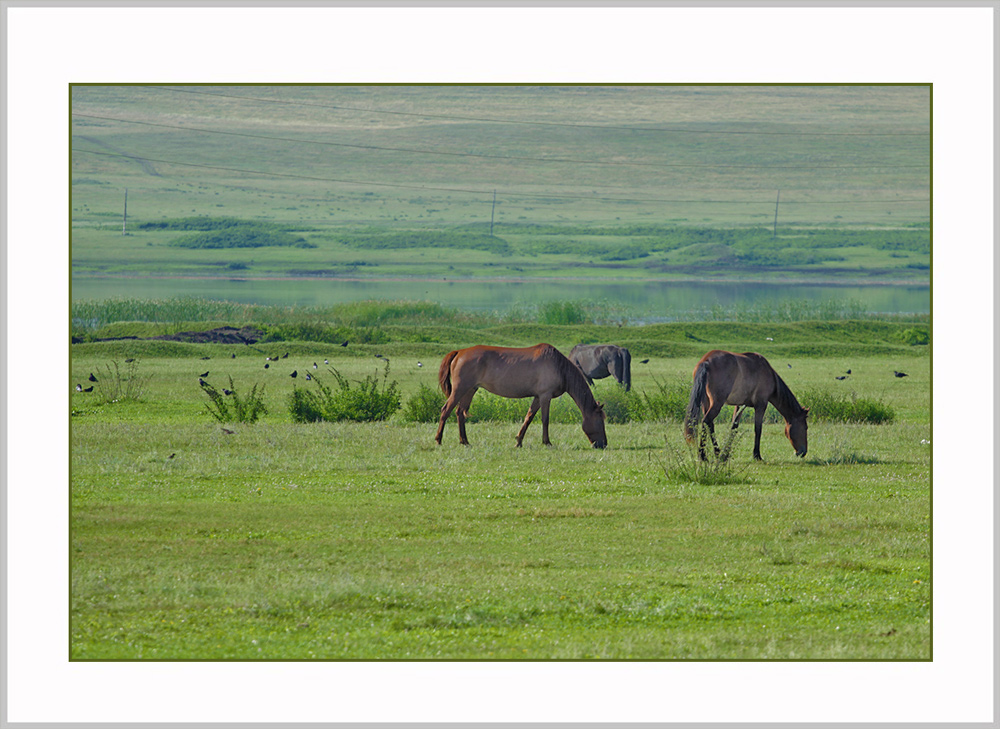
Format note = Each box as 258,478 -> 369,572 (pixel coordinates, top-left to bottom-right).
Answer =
200,356 -> 210,360
88,373 -> 98,382
282,353 -> 289,359
125,358 -> 135,363
835,376 -> 847,381
846,369 -> 852,375
75,384 -> 83,392
290,370 -> 298,378
894,370 -> 908,378
199,378 -> 209,387
231,353 -> 236,359
221,428 -> 235,435
340,341 -> 348,347
639,358 -> 650,364
199,371 -> 209,378
305,373 -> 312,381
264,363 -> 270,369
223,389 -> 233,396
83,386 -> 94,392
313,362 -> 318,369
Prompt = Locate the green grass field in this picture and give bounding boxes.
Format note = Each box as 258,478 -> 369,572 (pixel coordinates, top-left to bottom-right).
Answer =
69,86 -> 931,660
70,309 -> 931,660
71,85 -> 930,286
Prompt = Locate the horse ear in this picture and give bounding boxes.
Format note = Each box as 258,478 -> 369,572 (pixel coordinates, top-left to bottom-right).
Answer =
803,407 -> 810,416
596,402 -> 604,411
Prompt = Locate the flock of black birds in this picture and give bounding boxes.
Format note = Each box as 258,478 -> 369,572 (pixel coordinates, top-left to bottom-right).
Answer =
74,343 -> 912,395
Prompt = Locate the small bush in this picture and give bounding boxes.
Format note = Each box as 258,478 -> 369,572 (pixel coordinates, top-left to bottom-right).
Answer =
200,376 -> 268,423
897,327 -> 930,346
289,363 -> 401,423
402,384 -> 445,423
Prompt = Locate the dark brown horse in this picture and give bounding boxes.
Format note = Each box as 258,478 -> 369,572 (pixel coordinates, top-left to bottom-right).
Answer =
684,350 -> 808,461
435,343 -> 608,448
569,344 -> 632,391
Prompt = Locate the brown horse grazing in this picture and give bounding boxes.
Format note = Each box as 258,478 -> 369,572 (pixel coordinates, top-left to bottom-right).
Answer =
684,350 -> 808,461
435,343 -> 608,448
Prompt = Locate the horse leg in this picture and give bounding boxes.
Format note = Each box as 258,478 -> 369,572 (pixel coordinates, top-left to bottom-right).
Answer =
752,405 -> 767,461
455,388 -> 477,445
539,396 -> 553,446
515,396 -> 540,447
701,399 -> 725,460
435,396 -> 459,444
435,385 -> 471,445
731,405 -> 745,430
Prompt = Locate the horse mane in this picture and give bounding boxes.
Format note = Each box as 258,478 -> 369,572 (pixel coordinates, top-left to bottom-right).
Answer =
772,372 -> 806,419
554,347 -> 599,409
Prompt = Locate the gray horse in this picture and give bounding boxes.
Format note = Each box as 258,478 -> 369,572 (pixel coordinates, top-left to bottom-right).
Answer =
569,344 -> 632,391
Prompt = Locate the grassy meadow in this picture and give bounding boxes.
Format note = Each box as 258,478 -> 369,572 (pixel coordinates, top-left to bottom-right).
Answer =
72,85 -> 930,286
69,86 -> 931,660
70,301 -> 931,660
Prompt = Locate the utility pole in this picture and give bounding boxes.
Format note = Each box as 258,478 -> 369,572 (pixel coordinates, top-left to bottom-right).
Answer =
122,188 -> 128,236
489,189 -> 497,236
772,190 -> 780,239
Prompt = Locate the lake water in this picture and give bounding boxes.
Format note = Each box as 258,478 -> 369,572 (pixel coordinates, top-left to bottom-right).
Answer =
71,276 -> 930,321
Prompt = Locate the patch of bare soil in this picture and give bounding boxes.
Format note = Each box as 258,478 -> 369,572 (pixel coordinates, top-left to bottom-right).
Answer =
76,326 -> 264,345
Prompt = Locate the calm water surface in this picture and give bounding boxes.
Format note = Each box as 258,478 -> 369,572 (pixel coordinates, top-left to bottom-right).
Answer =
71,277 -> 929,320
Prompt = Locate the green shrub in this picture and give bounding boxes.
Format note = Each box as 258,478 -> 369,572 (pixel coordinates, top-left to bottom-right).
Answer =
170,228 -> 307,249
801,389 -> 895,424
200,376 -> 268,424
402,384 -> 446,423
288,363 -> 401,423
631,378 -> 691,422
260,322 -> 388,345
897,327 -> 930,346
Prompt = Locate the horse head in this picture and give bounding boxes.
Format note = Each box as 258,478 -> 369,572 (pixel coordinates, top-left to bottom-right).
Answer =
582,402 -> 608,449
785,408 -> 809,457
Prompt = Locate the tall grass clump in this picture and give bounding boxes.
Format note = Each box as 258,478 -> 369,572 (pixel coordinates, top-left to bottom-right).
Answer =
200,376 -> 268,424
288,363 -> 401,423
659,430 -> 755,486
538,300 -> 590,325
89,359 -> 153,404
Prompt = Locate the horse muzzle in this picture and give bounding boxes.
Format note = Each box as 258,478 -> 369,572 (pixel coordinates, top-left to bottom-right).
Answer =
593,440 -> 607,449
796,449 -> 807,458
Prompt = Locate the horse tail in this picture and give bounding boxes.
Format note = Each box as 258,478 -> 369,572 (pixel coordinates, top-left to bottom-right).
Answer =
684,360 -> 710,442
439,350 -> 459,397
620,348 -> 632,391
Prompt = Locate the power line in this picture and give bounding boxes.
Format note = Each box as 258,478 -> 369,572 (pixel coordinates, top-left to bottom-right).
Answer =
71,113 -> 930,170
72,147 -> 930,206
137,85 -> 931,137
